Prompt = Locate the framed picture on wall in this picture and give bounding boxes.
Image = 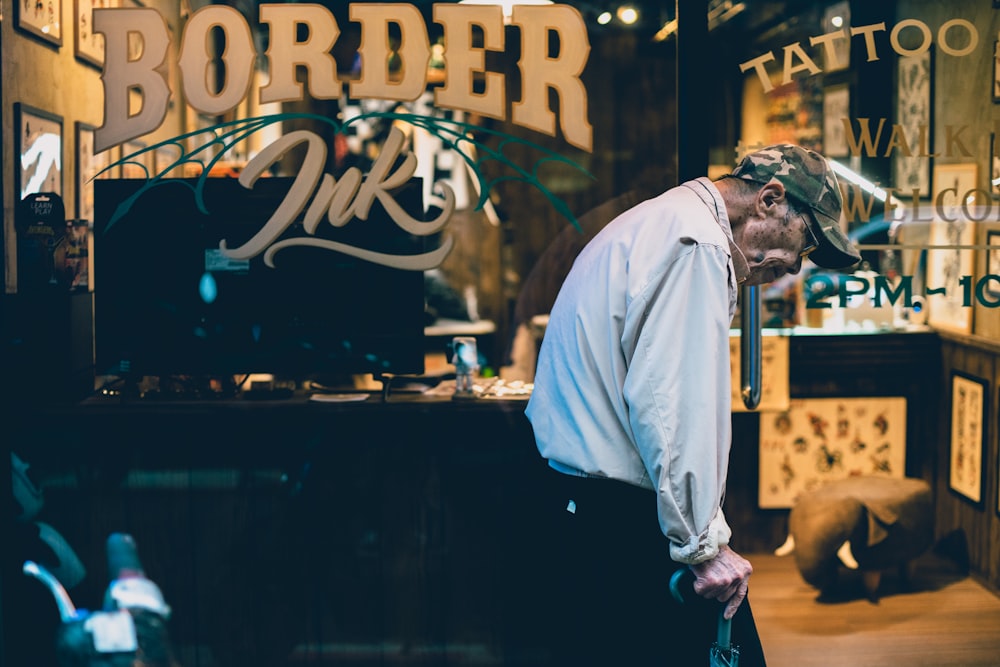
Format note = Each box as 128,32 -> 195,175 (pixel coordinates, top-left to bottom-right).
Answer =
75,122 -> 118,222
926,163 -> 978,334
758,396 -> 907,509
15,103 -> 64,201
16,0 -> 63,46
986,230 -> 1000,300
948,372 -> 986,507
991,133 -> 1000,201
895,50 -> 933,194
75,0 -> 117,67
994,39 -> 1000,103
822,84 -> 850,158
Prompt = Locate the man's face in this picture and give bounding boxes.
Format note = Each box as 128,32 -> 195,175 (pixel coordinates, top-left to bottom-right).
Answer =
741,203 -> 818,286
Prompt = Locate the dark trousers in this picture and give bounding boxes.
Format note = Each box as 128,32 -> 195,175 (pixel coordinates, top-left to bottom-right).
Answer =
538,465 -> 767,667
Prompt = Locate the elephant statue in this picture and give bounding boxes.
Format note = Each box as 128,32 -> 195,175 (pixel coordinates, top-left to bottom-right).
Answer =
777,476 -> 934,601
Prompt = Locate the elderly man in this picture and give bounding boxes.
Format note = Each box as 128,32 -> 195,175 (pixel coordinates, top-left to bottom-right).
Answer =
526,144 -> 861,666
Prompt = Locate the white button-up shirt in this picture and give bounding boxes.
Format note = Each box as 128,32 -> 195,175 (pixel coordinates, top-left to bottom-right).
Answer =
525,178 -> 745,564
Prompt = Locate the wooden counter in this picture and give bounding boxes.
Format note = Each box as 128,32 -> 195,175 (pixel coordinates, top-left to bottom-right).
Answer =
2,328 -> 943,666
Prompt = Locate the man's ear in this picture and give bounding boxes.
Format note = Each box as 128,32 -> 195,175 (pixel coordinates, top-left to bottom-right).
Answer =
757,181 -> 787,214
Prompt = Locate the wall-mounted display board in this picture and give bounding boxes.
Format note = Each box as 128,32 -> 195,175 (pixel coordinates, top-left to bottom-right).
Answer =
74,0 -> 116,67
16,103 -> 63,200
948,371 -> 986,507
926,162 -> 979,335
16,0 -> 63,46
894,50 -> 933,194
75,121 -> 118,222
759,396 -> 907,509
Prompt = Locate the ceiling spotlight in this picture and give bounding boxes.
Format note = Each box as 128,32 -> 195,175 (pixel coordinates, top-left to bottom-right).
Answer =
597,11 -> 613,25
653,18 -> 677,42
831,14 -> 844,28
617,5 -> 639,25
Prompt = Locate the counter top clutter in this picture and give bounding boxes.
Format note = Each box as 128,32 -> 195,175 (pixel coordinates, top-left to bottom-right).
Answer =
422,377 -> 532,400
81,371 -> 532,409
423,319 -> 497,337
1,328 -> 948,666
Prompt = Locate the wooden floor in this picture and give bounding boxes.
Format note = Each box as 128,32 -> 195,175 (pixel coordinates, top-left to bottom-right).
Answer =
748,551 -> 1000,667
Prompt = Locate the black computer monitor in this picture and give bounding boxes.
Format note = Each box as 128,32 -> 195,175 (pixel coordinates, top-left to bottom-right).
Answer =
93,176 -> 432,382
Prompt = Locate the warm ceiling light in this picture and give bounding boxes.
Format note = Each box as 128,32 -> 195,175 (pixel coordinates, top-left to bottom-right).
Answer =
653,18 -> 677,42
617,5 -> 639,25
597,11 -> 613,25
831,14 -> 844,28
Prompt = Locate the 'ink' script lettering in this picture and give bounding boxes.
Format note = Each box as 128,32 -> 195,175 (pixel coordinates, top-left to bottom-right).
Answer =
220,126 -> 455,271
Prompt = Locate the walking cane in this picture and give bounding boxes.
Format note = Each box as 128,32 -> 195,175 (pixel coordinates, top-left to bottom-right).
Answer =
669,568 -> 740,667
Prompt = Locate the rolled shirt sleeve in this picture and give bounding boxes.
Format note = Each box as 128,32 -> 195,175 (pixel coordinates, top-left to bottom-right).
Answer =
622,241 -> 734,564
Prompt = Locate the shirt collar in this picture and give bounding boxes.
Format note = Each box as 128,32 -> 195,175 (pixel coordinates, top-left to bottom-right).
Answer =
684,177 -> 750,285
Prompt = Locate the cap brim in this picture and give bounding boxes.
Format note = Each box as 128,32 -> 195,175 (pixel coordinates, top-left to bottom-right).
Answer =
807,211 -> 862,269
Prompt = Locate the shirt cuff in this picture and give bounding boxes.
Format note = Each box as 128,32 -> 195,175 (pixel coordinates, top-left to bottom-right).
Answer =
668,508 -> 732,565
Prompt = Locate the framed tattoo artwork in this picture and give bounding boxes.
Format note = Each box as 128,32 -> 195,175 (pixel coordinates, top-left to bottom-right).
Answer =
986,230 -> 1000,301
991,133 -> 1000,201
948,372 -> 986,507
75,0 -> 117,67
75,121 -> 118,222
16,0 -> 63,46
895,49 -> 933,194
994,39 -> 1000,104
16,103 -> 64,200
822,84 -> 850,158
926,163 -> 978,334
758,397 -> 907,509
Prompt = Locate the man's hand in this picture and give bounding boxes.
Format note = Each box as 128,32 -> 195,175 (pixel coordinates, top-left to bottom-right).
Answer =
689,545 -> 753,620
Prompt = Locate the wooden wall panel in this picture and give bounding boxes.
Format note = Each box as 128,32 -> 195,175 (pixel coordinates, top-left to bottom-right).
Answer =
938,337 -> 1000,593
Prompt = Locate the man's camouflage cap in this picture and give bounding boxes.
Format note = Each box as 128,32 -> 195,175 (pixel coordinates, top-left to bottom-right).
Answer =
731,144 -> 861,269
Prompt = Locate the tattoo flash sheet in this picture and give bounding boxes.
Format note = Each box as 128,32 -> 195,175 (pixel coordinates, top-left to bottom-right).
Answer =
758,396 -> 907,509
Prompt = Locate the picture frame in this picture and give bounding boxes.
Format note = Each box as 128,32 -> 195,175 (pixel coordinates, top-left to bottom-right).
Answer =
895,49 -> 933,194
75,121 -> 118,222
948,372 -> 986,507
758,397 -> 907,509
75,0 -> 116,67
16,103 -> 64,201
16,0 -> 63,46
822,83 -> 850,158
986,230 -> 1000,300
994,40 -> 1000,104
991,133 -> 1000,201
926,162 -> 978,334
